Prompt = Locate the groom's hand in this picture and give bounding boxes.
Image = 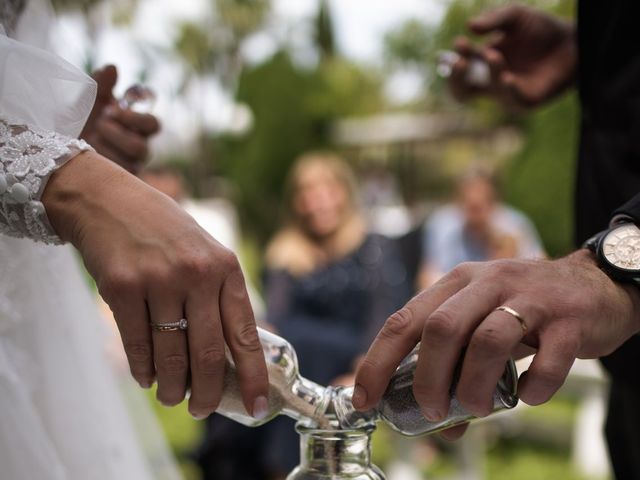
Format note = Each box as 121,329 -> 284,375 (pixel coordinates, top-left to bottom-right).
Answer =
352,252 -> 640,435
43,151 -> 269,420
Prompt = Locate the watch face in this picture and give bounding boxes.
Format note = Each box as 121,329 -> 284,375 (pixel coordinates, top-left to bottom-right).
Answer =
602,224 -> 640,271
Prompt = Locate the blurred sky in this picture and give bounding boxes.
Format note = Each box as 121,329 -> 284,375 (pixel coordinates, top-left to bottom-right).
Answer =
51,0 -> 444,154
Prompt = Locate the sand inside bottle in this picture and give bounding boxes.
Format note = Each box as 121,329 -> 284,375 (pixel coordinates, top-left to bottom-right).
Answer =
216,350 -> 332,429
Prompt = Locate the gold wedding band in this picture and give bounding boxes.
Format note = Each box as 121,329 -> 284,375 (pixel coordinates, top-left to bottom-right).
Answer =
494,306 -> 528,336
151,318 -> 188,332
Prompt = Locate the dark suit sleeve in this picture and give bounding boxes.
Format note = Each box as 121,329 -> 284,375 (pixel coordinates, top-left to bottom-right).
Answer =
613,192 -> 640,220
600,192 -> 640,387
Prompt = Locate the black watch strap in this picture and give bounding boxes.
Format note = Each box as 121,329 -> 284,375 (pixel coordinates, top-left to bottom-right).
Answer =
583,224 -> 640,285
582,230 -> 605,253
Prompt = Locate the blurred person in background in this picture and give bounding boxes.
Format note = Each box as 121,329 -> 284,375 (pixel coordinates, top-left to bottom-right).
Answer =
264,152 -> 410,390
139,165 -> 185,202
195,152 -> 411,480
419,167 -> 545,288
353,4 -> 640,479
81,65 -> 159,175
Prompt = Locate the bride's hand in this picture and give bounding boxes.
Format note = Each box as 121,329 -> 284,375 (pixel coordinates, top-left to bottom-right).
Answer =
42,152 -> 269,420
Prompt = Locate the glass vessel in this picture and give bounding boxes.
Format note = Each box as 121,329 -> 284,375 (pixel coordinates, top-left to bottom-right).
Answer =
216,328 -> 332,429
436,50 -> 490,87
331,345 -> 518,436
287,422 -> 385,480
118,84 -> 157,113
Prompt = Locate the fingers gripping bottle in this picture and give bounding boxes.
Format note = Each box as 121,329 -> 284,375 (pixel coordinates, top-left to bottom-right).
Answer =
331,345 -> 519,435
215,328 -> 332,429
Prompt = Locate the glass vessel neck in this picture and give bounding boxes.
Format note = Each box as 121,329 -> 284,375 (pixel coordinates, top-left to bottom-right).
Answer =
294,423 -> 380,477
284,376 -> 333,426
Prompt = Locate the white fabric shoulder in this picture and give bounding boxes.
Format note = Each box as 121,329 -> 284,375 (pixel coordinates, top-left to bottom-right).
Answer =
0,117 -> 92,244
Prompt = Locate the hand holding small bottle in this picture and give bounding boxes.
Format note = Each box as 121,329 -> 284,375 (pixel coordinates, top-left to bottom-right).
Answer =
446,4 -> 577,109
352,252 -> 640,440
42,151 -> 269,420
80,65 -> 160,174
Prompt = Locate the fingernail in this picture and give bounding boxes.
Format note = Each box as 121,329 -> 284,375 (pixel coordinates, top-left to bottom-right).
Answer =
191,412 -> 208,420
104,105 -> 117,117
252,395 -> 269,420
138,379 -> 152,389
423,408 -> 444,422
352,384 -> 367,409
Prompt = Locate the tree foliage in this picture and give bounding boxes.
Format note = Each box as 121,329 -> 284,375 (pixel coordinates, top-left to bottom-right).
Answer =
216,0 -> 271,39
504,94 -> 578,256
384,18 -> 434,68
215,52 -> 323,240
173,0 -> 270,89
315,0 -> 336,59
215,48 -> 384,241
213,0 -> 384,241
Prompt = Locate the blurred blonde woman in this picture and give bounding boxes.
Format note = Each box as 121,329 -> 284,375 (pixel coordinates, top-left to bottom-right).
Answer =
266,152 -> 366,272
264,153 -> 410,477
196,153 -> 410,480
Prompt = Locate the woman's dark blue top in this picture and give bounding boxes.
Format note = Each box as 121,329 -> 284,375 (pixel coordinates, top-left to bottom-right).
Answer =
264,233 -> 410,386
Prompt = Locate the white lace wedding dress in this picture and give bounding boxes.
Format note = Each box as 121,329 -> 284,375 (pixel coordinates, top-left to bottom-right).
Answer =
0,1 -> 181,478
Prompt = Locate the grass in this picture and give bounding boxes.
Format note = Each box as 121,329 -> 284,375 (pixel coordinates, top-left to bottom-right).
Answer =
486,439 -> 590,480
366,394 -> 600,480
145,388 -> 203,480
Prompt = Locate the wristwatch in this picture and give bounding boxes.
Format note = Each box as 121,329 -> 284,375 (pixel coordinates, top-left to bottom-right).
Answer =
584,221 -> 640,284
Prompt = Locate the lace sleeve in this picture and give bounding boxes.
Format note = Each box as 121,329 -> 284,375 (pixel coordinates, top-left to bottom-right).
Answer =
0,117 -> 93,244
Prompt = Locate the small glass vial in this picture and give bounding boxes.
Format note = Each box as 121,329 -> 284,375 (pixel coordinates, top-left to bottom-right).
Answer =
331,345 -> 518,436
436,50 -> 490,87
216,328 -> 332,429
287,422 -> 386,480
119,84 -> 157,113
